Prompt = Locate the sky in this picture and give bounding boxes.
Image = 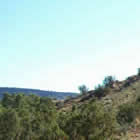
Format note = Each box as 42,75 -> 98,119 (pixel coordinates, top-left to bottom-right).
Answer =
1,0 -> 140,92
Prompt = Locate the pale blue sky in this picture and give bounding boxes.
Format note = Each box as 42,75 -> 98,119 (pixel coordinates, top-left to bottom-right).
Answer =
1,0 -> 140,92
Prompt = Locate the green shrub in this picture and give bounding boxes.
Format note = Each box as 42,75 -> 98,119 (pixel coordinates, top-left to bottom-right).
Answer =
94,84 -> 105,98
138,68 -> 140,76
103,76 -> 116,88
59,101 -> 118,140
0,94 -> 67,140
94,84 -> 110,98
117,103 -> 136,125
78,85 -> 89,94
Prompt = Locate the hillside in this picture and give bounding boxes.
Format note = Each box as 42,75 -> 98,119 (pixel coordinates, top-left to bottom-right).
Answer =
59,75 -> 140,110
0,87 -> 77,100
0,74 -> 140,139
57,75 -> 140,139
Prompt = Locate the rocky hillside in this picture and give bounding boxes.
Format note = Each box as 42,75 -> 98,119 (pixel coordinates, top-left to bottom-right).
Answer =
56,75 -> 140,139
58,75 -> 140,110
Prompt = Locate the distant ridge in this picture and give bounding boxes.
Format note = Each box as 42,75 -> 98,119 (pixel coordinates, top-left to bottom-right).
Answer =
0,87 -> 77,100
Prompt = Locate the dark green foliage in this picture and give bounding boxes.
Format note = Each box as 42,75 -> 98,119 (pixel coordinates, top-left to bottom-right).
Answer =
117,96 -> 140,127
93,76 -> 115,99
0,93 -> 120,140
0,109 -> 20,140
58,101 -> 118,140
0,93 -> 67,140
133,97 -> 140,116
137,96 -> 140,102
94,84 -> 106,98
116,99 -> 140,135
103,76 -> 116,88
138,68 -> 140,76
1,71 -> 140,139
78,85 -> 89,94
94,84 -> 110,99
117,104 -> 136,125
2,91 -> 140,139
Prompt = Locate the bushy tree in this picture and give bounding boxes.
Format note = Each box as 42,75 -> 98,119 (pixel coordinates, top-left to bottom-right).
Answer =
0,109 -> 20,140
94,84 -> 105,98
0,92 -> 123,139
103,76 -> 116,88
138,68 -> 140,76
59,101 -> 118,140
78,85 -> 89,94
0,93 -> 67,140
116,103 -> 136,125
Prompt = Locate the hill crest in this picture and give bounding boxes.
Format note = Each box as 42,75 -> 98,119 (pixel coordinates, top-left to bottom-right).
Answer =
0,87 -> 77,100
